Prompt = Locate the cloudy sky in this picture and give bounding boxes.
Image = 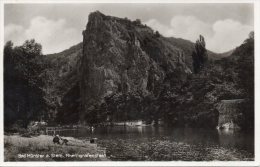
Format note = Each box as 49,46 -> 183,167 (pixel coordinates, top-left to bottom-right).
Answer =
4,3 -> 254,54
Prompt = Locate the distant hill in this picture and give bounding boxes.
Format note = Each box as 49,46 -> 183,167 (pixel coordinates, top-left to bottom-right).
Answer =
217,49 -> 234,58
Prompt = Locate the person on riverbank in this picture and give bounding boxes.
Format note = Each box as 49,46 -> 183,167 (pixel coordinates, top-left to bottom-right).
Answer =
53,135 -> 60,144
61,137 -> 69,145
91,126 -> 94,133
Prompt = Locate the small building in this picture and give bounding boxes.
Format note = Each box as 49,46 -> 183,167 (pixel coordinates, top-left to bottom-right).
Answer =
216,99 -> 245,130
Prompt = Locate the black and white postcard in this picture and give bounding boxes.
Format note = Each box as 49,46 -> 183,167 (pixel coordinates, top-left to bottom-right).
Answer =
0,0 -> 259,166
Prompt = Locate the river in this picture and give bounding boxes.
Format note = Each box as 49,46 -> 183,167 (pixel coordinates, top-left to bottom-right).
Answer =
58,126 -> 254,161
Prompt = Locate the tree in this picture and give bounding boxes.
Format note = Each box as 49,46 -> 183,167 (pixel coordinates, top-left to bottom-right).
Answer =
22,39 -> 42,57
192,35 -> 208,73
4,39 -> 47,128
4,41 -> 14,80
235,31 -> 254,130
244,31 -> 254,44
4,41 -> 13,57
155,31 -> 160,37
249,31 -> 254,40
134,19 -> 141,25
237,32 -> 254,98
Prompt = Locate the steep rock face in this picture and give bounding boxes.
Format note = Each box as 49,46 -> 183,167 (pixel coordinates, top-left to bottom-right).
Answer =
80,11 -> 191,123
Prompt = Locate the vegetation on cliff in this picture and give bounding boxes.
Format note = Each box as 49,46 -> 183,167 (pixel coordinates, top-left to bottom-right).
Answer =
4,11 -> 254,130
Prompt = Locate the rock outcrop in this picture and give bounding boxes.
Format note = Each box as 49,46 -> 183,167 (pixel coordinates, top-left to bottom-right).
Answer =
80,11 -> 191,124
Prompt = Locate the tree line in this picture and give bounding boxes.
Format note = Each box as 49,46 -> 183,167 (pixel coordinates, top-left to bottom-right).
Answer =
4,39 -> 47,128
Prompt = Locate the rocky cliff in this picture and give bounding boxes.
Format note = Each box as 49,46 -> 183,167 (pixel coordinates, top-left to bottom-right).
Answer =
79,11 -> 193,124
41,11 -> 211,125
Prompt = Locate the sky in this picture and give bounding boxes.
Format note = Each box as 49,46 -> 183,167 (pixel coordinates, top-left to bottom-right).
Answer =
4,3 -> 254,54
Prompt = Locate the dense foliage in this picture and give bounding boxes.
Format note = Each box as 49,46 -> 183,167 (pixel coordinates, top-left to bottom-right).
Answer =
236,32 -> 254,129
4,39 -> 47,128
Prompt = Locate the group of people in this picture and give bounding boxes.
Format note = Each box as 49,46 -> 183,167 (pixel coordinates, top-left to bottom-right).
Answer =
52,126 -> 96,145
53,135 -> 69,145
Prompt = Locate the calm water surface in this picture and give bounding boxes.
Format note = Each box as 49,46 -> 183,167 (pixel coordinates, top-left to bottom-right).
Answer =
59,126 -> 254,161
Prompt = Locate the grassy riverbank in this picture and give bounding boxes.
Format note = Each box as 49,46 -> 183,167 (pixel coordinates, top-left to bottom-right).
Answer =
4,130 -> 254,161
4,135 -> 108,161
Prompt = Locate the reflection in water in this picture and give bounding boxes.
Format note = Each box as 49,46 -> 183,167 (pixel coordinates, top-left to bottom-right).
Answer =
58,126 -> 254,156
217,129 -> 254,154
137,126 -> 143,133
